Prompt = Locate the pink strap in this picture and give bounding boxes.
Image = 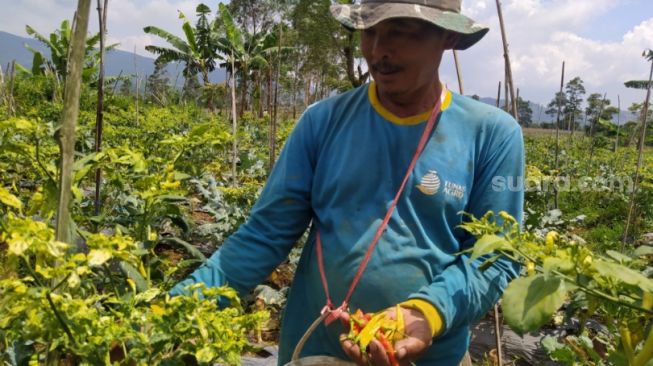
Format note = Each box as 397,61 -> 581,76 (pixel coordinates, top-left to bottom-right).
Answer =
317,93 -> 444,325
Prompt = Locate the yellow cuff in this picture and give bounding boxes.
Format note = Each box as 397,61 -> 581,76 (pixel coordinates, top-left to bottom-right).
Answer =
400,299 -> 444,337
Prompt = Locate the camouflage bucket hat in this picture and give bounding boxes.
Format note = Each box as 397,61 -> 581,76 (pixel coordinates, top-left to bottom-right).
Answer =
330,0 -> 489,50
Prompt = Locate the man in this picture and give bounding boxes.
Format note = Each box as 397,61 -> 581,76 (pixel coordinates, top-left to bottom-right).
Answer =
172,1 -> 524,365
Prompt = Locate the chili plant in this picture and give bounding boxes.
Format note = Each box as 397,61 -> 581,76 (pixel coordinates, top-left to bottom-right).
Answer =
463,211 -> 653,365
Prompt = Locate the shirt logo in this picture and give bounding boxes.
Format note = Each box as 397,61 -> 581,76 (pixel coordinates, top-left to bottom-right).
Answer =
416,170 -> 441,196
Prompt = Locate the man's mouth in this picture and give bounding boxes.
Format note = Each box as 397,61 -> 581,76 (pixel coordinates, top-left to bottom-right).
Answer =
372,62 -> 402,75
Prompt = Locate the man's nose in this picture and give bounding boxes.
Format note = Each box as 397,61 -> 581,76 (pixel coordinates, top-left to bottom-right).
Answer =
369,35 -> 389,59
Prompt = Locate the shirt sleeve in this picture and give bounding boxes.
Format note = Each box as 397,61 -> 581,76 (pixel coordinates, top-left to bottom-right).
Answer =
170,111 -> 318,298
408,118 -> 524,336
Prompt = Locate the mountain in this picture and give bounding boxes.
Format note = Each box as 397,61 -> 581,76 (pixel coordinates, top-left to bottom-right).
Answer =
0,30 -> 225,85
477,97 -> 636,126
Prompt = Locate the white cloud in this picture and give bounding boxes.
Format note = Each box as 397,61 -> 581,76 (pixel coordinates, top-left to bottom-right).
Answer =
445,0 -> 652,111
1,0 -> 651,111
0,0 -> 216,56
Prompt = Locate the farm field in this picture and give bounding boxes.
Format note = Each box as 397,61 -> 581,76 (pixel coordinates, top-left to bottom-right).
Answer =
2,77 -> 653,365
1,1 -> 653,365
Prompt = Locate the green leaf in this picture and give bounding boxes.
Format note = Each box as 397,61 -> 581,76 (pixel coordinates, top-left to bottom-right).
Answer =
542,257 -> 575,274
0,187 -> 22,210
502,274 -> 569,335
470,234 -> 512,261
157,237 -> 206,261
478,254 -> 502,271
88,249 -> 112,267
196,346 -> 216,363
593,259 -> 653,292
157,195 -> 187,203
134,288 -> 161,303
541,336 -> 577,365
634,246 -> 653,257
119,261 -> 149,292
606,250 -> 633,263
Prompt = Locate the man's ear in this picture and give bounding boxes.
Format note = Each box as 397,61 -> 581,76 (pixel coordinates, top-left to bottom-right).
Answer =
444,31 -> 461,50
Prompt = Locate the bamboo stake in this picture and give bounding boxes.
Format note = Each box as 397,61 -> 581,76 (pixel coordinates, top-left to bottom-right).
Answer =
453,50 -> 464,95
496,81 -> 502,108
553,61 -> 565,210
493,305 -> 504,366
8,60 -> 15,116
55,0 -> 92,246
231,50 -> 238,187
492,80 -> 505,366
495,0 -> 519,122
0,64 -> 4,107
504,63 -> 509,112
270,24 -> 282,172
615,95 -> 621,154
94,0 -> 108,217
134,46 -> 139,125
623,54 -> 653,246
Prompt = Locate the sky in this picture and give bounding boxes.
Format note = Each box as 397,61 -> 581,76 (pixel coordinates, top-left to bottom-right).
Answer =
0,0 -> 651,114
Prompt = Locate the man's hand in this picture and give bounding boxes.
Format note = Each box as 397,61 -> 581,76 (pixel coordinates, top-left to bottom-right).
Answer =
340,306 -> 432,366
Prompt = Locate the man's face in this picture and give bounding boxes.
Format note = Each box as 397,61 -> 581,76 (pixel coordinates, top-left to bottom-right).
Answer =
361,18 -> 456,99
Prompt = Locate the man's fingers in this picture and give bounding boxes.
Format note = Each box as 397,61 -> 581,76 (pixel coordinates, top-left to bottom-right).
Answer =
394,337 -> 430,361
368,339 -> 390,366
340,336 -> 367,366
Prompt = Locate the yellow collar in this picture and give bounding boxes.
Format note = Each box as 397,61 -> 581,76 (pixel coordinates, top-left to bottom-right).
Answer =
368,81 -> 452,125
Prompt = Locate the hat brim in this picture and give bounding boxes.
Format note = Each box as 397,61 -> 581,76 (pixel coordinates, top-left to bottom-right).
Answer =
330,3 -> 489,50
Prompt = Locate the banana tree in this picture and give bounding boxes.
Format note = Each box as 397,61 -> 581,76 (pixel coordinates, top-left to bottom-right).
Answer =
22,19 -> 116,83
144,4 -> 219,87
216,4 -> 279,117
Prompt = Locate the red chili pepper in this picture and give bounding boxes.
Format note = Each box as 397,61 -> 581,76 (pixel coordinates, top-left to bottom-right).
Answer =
378,332 -> 399,366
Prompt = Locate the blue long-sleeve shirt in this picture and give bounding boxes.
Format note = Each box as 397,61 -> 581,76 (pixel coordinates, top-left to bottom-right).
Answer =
171,82 -> 524,365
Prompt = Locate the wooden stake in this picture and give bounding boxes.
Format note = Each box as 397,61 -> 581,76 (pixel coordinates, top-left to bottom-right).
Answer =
615,95 -> 621,154
504,63 -> 509,112
496,81 -> 502,108
231,50 -> 238,187
134,46 -> 139,125
56,0 -> 92,245
8,60 -> 15,116
496,0 -> 519,122
623,53 -> 653,246
94,0 -> 108,217
270,24 -> 282,172
453,50 -> 464,95
554,61 -> 565,210
491,79 -> 506,366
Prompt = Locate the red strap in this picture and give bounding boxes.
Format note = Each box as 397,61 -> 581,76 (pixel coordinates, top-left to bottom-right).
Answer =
317,92 -> 444,325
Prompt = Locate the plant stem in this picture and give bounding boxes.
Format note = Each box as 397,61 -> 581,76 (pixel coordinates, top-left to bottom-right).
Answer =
634,324 -> 653,366
56,0 -> 92,247
501,250 -> 653,314
23,257 -> 77,346
620,324 -> 635,365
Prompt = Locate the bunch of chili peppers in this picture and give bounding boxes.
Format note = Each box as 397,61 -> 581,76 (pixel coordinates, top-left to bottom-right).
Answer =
346,305 -> 405,366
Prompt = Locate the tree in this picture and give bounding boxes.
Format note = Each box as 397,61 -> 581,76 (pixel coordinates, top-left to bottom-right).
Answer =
21,20 -> 116,83
146,63 -> 172,106
585,93 -> 611,135
144,4 -> 219,87
216,4 -> 278,116
119,78 -> 133,96
292,0 -> 367,94
545,91 -> 566,129
516,97 -> 533,126
563,77 -> 585,131
226,0 -> 278,35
